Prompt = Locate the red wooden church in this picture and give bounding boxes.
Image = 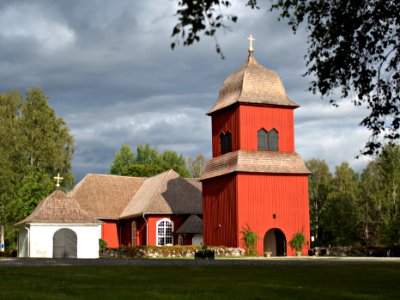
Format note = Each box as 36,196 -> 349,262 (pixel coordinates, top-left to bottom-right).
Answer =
201,42 -> 311,256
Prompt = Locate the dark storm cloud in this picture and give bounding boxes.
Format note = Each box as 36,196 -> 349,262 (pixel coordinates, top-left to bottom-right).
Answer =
0,0 -> 371,181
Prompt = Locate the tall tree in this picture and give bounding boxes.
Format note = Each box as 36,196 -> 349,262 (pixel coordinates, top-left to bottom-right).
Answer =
374,144 -> 400,246
188,154 -> 206,178
0,88 -> 74,250
323,163 -> 361,245
136,144 -> 160,165
110,144 -> 191,178
159,150 -> 191,178
359,161 -> 384,245
306,159 -> 331,243
110,144 -> 136,175
172,0 -> 400,154
0,91 -> 24,252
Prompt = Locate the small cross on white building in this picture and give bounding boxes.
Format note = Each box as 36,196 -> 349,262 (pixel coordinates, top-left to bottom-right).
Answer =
54,173 -> 64,188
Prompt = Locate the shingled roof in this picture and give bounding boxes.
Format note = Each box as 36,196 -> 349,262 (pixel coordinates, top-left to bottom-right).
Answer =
201,150 -> 310,180
16,189 -> 100,225
208,54 -> 299,115
120,170 -> 202,219
68,174 -> 145,219
175,215 -> 203,234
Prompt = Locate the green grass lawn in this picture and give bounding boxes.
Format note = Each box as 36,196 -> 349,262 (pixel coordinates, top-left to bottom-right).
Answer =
1,264 -> 399,299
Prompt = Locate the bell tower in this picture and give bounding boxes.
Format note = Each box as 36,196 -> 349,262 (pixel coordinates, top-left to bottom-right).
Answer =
201,37 -> 310,256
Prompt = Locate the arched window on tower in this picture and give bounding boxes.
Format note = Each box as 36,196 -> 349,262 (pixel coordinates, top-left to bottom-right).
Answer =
226,131 -> 232,153
220,133 -> 226,154
257,128 -> 268,151
220,131 -> 232,154
268,128 -> 279,151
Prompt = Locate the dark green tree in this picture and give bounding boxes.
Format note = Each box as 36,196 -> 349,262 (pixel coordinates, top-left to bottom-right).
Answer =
172,0 -> 400,155
323,163 -> 361,245
374,144 -> 400,246
121,164 -> 166,177
0,88 -> 74,250
306,159 -> 332,243
136,144 -> 160,165
110,144 -> 136,175
110,144 -> 191,178
359,161 -> 384,245
359,144 -> 400,247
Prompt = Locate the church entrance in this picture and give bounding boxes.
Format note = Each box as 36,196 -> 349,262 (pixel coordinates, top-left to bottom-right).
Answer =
264,228 -> 286,256
53,228 -> 77,258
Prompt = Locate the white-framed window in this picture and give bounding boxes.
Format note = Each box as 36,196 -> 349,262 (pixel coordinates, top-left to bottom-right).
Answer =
156,218 -> 174,246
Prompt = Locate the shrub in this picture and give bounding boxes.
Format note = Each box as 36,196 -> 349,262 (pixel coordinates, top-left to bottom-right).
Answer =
99,239 -> 108,249
289,232 -> 306,252
241,225 -> 258,256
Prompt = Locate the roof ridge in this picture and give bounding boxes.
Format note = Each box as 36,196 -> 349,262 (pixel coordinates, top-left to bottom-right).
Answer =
141,170 -> 172,213
237,57 -> 251,102
67,174 -> 89,197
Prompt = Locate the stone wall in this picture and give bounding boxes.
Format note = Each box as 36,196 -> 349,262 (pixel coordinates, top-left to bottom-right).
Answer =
312,246 -> 399,257
100,246 -> 245,259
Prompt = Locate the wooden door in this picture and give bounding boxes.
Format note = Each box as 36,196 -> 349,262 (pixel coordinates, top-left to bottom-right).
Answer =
53,228 -> 77,258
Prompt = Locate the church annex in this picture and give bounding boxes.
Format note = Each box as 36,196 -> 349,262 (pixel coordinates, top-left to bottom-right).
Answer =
16,170 -> 203,258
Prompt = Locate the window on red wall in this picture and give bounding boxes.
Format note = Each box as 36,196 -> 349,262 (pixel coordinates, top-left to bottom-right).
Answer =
226,131 -> 232,152
219,133 -> 226,154
220,131 -> 232,154
268,128 -> 279,151
157,218 -> 173,246
258,128 -> 279,151
258,128 -> 268,150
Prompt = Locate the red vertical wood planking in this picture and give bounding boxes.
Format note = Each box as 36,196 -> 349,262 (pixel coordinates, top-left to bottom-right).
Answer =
101,221 -> 119,248
203,174 -> 238,247
236,173 -> 310,256
238,105 -> 295,152
211,106 -> 240,157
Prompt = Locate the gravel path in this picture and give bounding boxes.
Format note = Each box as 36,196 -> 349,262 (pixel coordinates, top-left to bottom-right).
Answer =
1,257 -> 400,267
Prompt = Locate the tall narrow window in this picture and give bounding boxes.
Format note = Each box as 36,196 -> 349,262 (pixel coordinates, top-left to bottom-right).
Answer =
257,128 -> 268,151
220,133 -> 226,154
268,128 -> 279,151
220,131 -> 232,154
131,221 -> 137,247
178,235 -> 184,246
226,131 -> 232,153
157,218 -> 173,246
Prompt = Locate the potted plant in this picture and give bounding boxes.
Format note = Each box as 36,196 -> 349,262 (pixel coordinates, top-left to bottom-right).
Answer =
264,248 -> 272,258
289,232 -> 306,256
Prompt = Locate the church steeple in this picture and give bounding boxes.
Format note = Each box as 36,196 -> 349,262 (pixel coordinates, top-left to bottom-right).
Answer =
207,43 -> 298,116
201,39 -> 311,256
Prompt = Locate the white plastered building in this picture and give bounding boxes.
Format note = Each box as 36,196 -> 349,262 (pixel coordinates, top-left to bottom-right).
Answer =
16,189 -> 102,258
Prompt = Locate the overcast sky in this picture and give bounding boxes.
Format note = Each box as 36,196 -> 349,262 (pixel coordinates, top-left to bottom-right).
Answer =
0,0 -> 373,181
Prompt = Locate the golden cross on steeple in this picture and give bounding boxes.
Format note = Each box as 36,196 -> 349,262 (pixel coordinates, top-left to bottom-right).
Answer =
247,34 -> 255,53
54,173 -> 64,188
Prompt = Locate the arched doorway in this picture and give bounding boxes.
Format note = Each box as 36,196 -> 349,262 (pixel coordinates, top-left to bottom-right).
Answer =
264,228 -> 286,256
53,228 -> 77,258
